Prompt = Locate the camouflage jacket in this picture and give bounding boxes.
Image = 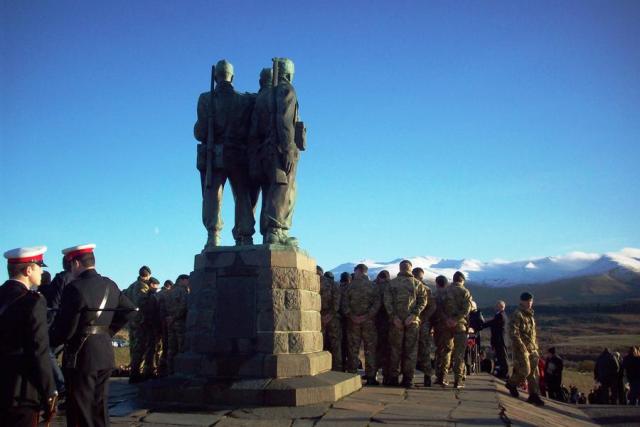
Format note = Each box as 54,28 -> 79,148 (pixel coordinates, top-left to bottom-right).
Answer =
341,275 -> 380,319
164,284 -> 189,323
419,281 -> 436,323
383,272 -> 427,320
442,282 -> 472,332
123,277 -> 150,327
433,287 -> 448,326
320,276 -> 341,316
509,307 -> 538,354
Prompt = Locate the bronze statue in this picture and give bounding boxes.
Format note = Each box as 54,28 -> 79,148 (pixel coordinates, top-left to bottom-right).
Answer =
249,58 -> 305,246
194,59 -> 258,249
194,58 -> 304,249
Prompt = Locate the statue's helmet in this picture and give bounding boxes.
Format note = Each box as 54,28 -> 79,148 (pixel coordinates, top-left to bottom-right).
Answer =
215,59 -> 234,79
260,67 -> 272,80
274,58 -> 295,77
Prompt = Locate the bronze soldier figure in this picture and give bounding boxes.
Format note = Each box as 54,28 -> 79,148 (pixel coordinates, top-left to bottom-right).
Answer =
194,59 -> 258,248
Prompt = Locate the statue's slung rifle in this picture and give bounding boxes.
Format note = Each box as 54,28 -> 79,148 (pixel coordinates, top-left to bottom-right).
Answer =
205,64 -> 216,188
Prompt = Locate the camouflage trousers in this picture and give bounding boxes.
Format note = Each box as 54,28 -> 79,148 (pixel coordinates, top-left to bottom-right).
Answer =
322,315 -> 343,371
434,325 -> 453,380
417,320 -> 434,376
157,322 -> 169,376
451,331 -> 468,383
508,350 -> 540,395
388,320 -> 420,381
376,313 -> 390,381
167,319 -> 186,374
129,325 -> 155,376
346,318 -> 377,378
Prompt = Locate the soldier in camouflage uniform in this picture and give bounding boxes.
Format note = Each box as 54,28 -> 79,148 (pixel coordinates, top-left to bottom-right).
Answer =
165,274 -> 190,374
384,260 -> 427,388
154,280 -> 173,376
506,292 -> 545,406
442,271 -> 473,389
124,266 -> 152,383
338,272 -> 351,370
413,268 -> 436,387
342,264 -> 381,385
142,277 -> 162,377
373,270 -> 391,384
433,275 -> 451,386
318,267 -> 342,371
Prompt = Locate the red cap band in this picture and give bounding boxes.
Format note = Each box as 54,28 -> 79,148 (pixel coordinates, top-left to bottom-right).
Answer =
7,254 -> 44,264
65,248 -> 94,260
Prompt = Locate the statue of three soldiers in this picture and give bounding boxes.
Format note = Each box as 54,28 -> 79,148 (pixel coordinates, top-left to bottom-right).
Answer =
194,57 -> 306,249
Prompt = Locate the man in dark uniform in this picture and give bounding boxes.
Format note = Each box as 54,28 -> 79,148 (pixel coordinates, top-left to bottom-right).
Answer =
50,244 -> 135,427
483,300 -> 509,379
39,256 -> 73,397
1,246 -> 57,427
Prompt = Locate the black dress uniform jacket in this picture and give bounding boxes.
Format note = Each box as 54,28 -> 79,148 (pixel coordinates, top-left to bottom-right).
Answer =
50,269 -> 134,370
484,310 -> 507,348
0,280 -> 56,409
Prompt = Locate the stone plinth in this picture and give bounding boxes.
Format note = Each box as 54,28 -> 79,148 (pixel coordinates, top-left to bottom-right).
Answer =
146,245 -> 360,406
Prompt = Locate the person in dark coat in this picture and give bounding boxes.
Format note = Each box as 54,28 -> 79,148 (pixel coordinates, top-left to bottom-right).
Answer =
594,347 -> 620,404
39,256 -> 73,397
1,246 -> 57,427
482,300 -> 509,379
50,244 -> 135,427
545,347 -> 564,401
623,346 -> 640,405
613,352 -> 626,405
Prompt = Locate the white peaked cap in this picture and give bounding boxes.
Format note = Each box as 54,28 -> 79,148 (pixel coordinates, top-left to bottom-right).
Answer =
4,246 -> 48,266
62,243 -> 96,260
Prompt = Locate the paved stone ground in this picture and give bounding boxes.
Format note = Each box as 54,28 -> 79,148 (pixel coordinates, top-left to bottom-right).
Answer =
48,373 -> 640,426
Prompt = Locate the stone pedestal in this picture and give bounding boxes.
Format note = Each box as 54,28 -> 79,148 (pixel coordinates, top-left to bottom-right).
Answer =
144,245 -> 360,406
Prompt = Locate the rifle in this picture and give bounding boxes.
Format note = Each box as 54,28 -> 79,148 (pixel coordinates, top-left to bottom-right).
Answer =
271,58 -> 288,184
205,65 -> 217,188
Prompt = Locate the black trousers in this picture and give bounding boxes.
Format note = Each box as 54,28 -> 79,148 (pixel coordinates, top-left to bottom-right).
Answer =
493,342 -> 509,379
547,379 -> 563,401
0,407 -> 39,427
64,368 -> 111,427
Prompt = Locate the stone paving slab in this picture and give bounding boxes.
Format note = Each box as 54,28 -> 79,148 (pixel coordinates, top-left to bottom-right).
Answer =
215,418 -> 292,427
228,404 -> 329,419
142,411 -> 228,426
48,373 -> 623,426
492,377 -> 597,427
579,406 -> 640,427
314,408 -> 372,427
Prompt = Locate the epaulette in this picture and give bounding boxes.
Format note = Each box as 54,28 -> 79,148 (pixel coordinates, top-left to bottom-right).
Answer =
28,290 -> 43,299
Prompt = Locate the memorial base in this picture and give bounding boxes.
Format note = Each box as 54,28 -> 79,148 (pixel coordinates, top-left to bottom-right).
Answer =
141,371 -> 361,407
145,245 -> 361,406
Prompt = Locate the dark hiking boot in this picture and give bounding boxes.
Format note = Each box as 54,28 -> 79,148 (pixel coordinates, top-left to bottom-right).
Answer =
366,377 -> 380,386
527,394 -> 545,406
506,382 -> 519,398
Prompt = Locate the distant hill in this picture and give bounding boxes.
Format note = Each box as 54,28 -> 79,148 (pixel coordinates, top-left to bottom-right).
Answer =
468,272 -> 640,307
329,248 -> 640,306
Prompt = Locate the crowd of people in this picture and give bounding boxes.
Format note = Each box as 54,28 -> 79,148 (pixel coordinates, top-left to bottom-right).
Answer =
0,245 -> 191,427
319,260 -> 545,405
2,246 -> 640,427
319,261 -> 640,408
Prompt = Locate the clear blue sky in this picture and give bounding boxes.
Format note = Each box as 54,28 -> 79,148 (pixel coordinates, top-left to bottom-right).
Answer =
1,0 -> 639,287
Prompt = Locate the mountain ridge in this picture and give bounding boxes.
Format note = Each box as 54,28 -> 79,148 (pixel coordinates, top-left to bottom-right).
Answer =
329,247 -> 640,288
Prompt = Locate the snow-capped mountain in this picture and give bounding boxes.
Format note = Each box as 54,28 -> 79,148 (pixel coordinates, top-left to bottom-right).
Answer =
329,248 -> 640,288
